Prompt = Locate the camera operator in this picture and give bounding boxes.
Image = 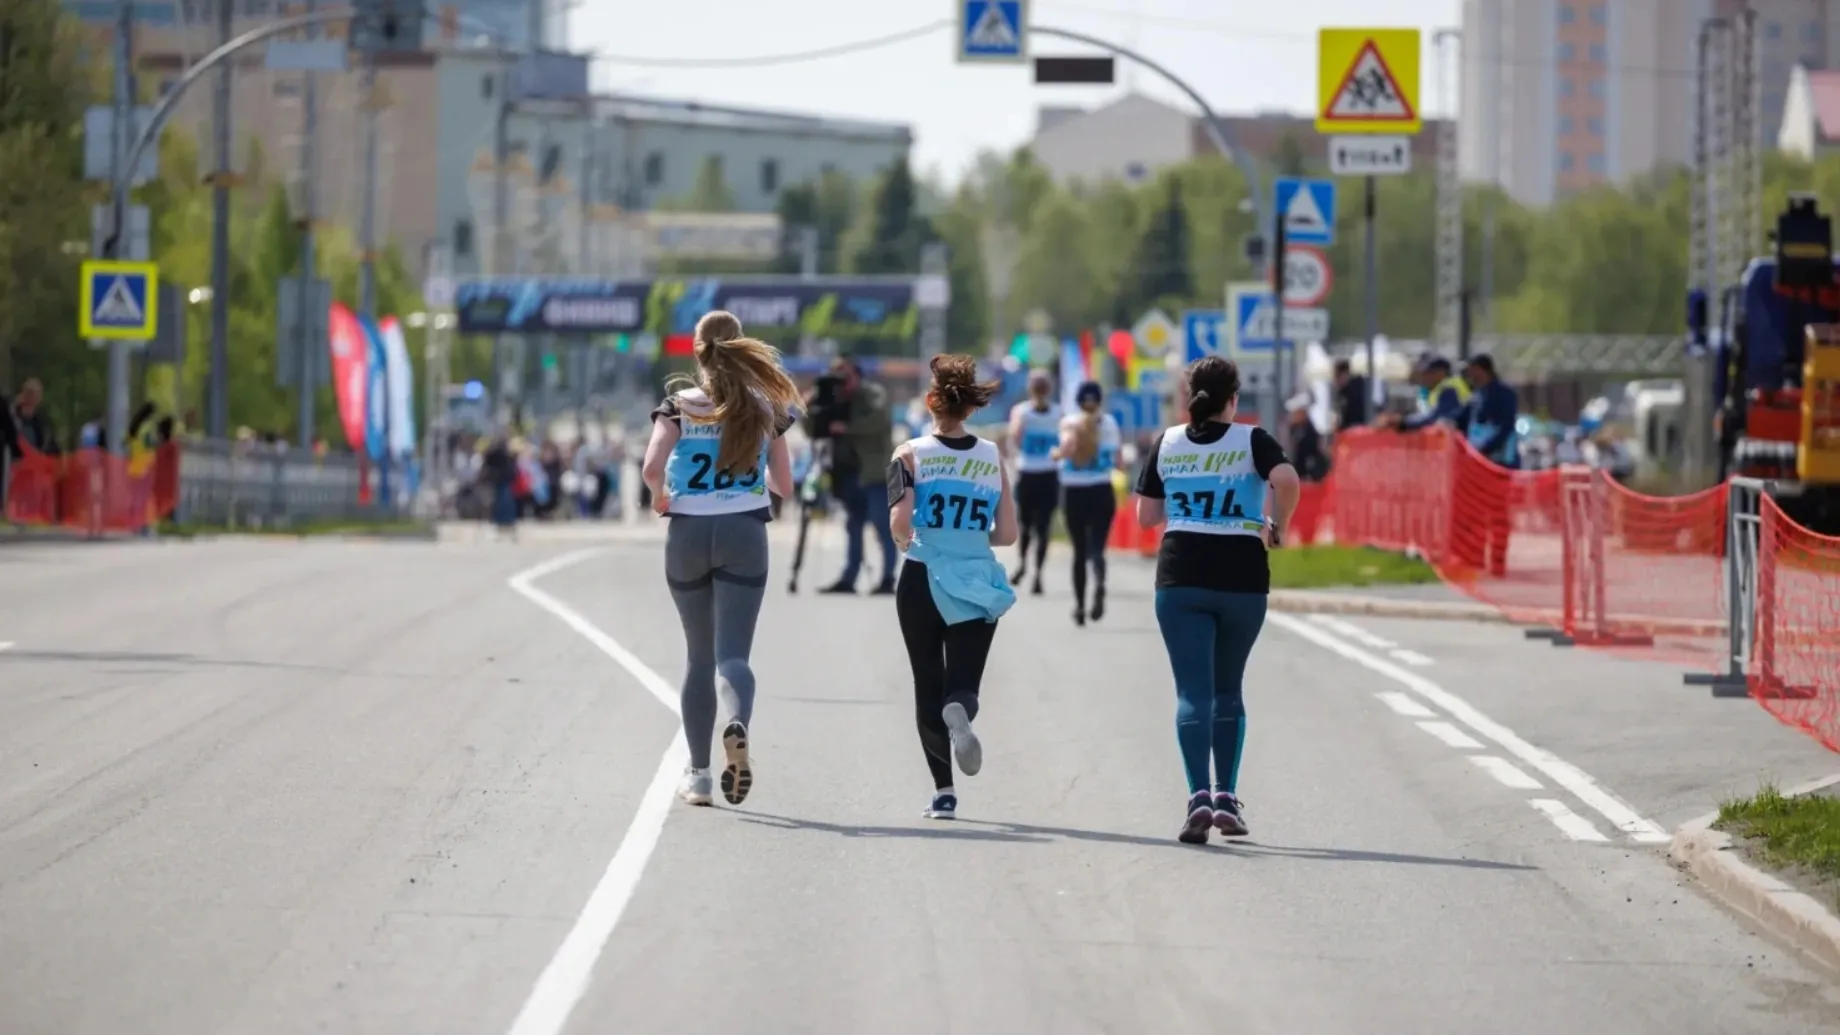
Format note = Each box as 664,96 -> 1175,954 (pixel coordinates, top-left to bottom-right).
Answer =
810,358 -> 899,595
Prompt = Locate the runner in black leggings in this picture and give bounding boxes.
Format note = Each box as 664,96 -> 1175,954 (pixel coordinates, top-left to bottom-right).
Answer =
1004,371 -> 1061,593
1055,381 -> 1123,627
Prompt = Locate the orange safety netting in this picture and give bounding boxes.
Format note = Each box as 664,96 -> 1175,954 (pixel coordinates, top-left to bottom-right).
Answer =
3,443 -> 180,534
1752,497 -> 1840,750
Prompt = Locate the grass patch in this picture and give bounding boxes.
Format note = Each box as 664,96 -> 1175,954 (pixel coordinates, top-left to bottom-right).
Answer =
1716,783 -> 1840,887
160,517 -> 434,539
1269,545 -> 1439,590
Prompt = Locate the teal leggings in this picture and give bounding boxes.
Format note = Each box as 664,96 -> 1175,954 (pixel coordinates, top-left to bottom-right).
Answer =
1153,587 -> 1268,796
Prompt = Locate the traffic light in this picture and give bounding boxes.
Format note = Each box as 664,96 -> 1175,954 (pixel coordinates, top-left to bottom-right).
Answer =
351,0 -> 425,54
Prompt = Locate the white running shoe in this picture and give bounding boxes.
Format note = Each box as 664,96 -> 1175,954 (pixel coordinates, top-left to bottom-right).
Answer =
942,702 -> 982,776
720,721 -> 753,805
679,767 -> 714,806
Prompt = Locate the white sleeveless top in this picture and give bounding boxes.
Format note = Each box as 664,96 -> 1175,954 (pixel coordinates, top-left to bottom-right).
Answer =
662,388 -> 772,516
909,435 -> 1004,553
1058,412 -> 1121,488
1011,402 -> 1062,474
1153,422 -> 1267,538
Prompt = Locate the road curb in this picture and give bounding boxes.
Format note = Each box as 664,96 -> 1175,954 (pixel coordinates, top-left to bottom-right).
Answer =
1266,590 -> 1509,624
1670,773 -> 1840,976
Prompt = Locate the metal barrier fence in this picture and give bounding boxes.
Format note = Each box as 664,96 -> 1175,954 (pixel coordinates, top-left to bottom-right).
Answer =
1686,477 -> 1784,699
174,439 -> 381,528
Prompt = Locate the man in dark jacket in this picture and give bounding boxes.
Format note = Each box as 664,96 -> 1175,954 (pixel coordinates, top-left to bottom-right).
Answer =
818,359 -> 899,595
1455,354 -> 1520,576
3,379 -> 57,457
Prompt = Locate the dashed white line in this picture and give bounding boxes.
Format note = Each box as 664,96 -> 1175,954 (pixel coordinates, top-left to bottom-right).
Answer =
1307,613 -> 1397,649
506,548 -> 688,1035
1470,755 -> 1544,790
1375,690 -> 1436,718
1270,612 -> 1673,844
1389,648 -> 1435,667
1417,720 -> 1485,750
1530,798 -> 1610,842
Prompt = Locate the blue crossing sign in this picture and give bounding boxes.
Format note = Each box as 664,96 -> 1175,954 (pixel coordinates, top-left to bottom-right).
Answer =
958,0 -> 1028,63
1273,177 -> 1337,247
1228,282 -> 1331,353
1182,309 -> 1226,362
78,259 -> 159,340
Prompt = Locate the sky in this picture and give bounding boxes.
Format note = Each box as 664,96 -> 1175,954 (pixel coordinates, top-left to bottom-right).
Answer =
570,0 -> 1464,183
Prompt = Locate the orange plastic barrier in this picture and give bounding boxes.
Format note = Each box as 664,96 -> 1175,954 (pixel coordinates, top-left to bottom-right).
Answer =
1752,497 -> 1840,749
2,443 -> 180,534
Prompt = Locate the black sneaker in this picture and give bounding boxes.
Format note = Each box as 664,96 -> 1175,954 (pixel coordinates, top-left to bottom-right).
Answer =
923,792 -> 958,820
1030,577 -> 1043,596
1072,605 -> 1086,627
1212,791 -> 1249,837
1009,566 -> 1027,586
1178,791 -> 1213,844
1090,586 -> 1106,621
719,721 -> 753,805
870,582 -> 896,596
819,582 -> 857,595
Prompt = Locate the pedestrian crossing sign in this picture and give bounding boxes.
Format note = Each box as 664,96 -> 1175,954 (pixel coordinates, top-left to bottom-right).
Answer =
958,0 -> 1028,63
79,259 -> 159,339
1316,28 -> 1421,135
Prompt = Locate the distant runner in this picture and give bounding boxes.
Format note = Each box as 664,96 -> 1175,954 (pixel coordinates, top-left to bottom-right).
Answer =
1004,371 -> 1061,594
1055,381 -> 1122,626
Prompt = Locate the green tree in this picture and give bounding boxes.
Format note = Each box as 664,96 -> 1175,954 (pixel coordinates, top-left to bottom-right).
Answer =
934,184 -> 991,351
685,154 -> 735,211
0,0 -> 93,418
1118,174 -> 1193,322
1005,189 -> 1104,335
850,151 -> 931,274
771,180 -> 817,274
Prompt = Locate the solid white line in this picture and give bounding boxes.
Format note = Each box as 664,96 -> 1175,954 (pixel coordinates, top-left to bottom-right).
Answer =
1470,755 -> 1544,790
1269,613 -> 1673,844
1530,798 -> 1610,842
505,548 -> 687,1035
1307,613 -> 1397,649
1417,720 -> 1485,750
1375,690 -> 1436,718
1390,648 -> 1435,667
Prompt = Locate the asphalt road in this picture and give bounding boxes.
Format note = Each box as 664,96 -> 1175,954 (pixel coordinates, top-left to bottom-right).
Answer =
3,531 -> 1839,1035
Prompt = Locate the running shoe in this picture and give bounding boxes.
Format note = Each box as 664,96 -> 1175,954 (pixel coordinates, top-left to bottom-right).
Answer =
942,702 -> 982,776
1071,605 -> 1086,627
1178,791 -> 1213,844
1089,585 -> 1106,621
679,767 -> 714,806
1030,576 -> 1043,596
1212,791 -> 1249,837
1009,566 -> 1027,586
923,792 -> 958,820
720,721 -> 753,805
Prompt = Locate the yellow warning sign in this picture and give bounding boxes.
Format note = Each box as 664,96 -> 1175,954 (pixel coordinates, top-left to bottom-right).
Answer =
1316,28 -> 1421,135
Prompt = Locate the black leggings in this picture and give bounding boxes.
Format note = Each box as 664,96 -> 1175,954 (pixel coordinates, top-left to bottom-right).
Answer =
1062,483 -> 1115,609
895,559 -> 998,790
1013,471 -> 1058,574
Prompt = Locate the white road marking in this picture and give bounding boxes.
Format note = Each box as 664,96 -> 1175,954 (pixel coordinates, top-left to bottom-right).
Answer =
0,642 -> 12,653
1389,648 -> 1435,667
1470,755 -> 1544,790
1530,798 -> 1610,842
1417,720 -> 1485,750
1307,613 -> 1396,649
1375,691 -> 1436,718
1270,613 -> 1673,844
505,548 -> 688,1035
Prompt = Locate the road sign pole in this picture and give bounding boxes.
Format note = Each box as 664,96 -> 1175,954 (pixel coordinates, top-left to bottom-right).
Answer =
1266,205 -> 1287,434
296,0 -> 320,450
104,0 -> 134,457
1363,174 -> 1378,423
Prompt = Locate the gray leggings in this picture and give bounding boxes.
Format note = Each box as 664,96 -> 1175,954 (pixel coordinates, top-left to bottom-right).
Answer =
664,513 -> 770,769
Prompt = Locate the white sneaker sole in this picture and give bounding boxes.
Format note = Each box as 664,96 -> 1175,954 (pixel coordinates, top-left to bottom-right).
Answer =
942,703 -> 982,776
720,722 -> 753,805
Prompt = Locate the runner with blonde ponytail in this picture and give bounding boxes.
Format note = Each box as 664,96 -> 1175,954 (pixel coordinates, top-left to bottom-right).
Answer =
642,310 -> 801,807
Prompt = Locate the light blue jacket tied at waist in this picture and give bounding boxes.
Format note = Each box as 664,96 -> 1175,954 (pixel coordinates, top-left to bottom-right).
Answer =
905,527 -> 1017,626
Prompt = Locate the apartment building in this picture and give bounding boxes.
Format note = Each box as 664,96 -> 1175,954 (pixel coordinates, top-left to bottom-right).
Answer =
1460,0 -> 1840,208
65,4 -> 911,280
1027,93 -> 1444,187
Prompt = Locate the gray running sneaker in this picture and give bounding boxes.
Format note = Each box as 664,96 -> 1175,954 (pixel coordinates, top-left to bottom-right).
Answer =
942,702 -> 982,776
679,767 -> 714,806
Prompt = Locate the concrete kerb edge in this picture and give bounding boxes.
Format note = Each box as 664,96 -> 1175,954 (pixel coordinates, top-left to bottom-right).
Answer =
1670,773 -> 1840,976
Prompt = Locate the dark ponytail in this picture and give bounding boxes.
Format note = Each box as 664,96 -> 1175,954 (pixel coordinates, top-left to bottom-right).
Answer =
1185,355 -> 1240,432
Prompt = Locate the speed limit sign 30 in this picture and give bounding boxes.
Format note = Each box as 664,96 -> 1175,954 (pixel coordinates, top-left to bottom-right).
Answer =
1281,245 -> 1333,307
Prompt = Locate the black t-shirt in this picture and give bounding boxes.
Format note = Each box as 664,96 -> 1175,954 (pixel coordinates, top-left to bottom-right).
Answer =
1134,422 -> 1291,594
650,394 -> 796,521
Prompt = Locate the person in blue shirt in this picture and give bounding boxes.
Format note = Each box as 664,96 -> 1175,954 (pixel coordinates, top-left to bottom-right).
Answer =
1134,356 -> 1300,844
1455,353 -> 1521,577
1055,382 -> 1124,626
642,310 -> 801,809
888,354 -> 1020,821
